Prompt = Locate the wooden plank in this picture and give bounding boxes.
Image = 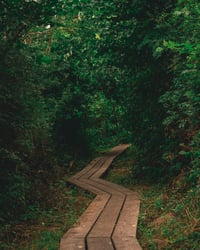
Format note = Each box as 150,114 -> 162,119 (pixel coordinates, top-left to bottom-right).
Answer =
72,157 -> 102,179
60,194 -> 110,250
112,237 -> 142,250
88,195 -> 125,238
66,194 -> 110,237
91,156 -> 115,178
73,144 -> 129,181
112,194 -> 141,249
68,177 -> 106,195
80,157 -> 106,179
60,237 -> 85,250
82,178 -> 124,196
92,178 -> 138,195
92,144 -> 130,179
87,237 -> 114,250
113,194 -> 140,237
105,144 -> 130,157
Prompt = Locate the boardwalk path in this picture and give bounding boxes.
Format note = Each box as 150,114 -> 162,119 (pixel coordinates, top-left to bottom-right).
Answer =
60,144 -> 142,250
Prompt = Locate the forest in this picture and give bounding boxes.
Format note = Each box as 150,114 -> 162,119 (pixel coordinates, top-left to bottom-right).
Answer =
0,0 -> 199,249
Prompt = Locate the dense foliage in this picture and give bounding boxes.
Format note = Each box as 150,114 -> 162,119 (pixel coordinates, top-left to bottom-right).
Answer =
0,0 -> 199,237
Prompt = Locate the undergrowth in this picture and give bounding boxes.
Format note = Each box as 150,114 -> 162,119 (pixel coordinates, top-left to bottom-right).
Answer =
0,160 -> 93,250
106,146 -> 200,250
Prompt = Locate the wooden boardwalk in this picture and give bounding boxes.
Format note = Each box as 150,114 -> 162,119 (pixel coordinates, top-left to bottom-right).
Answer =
60,144 -> 142,250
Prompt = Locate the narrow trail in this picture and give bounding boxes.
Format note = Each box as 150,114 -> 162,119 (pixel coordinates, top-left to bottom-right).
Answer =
60,144 -> 142,250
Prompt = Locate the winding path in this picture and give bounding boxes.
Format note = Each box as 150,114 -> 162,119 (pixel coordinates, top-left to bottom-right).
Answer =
60,144 -> 142,250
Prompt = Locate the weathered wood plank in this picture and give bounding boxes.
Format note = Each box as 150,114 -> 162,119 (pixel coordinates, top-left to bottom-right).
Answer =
87,237 -> 114,250
112,237 -> 142,250
82,178 -> 124,196
60,237 -> 85,250
68,177 -> 106,195
105,144 -> 130,157
60,194 -> 110,250
113,194 -> 140,238
91,156 -> 115,178
72,158 -> 102,179
80,157 -> 106,179
92,144 -> 130,178
92,178 -> 137,195
112,194 -> 141,249
88,195 -> 125,238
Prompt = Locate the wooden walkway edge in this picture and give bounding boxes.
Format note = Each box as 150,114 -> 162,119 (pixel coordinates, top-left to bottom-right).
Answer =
60,144 -> 142,250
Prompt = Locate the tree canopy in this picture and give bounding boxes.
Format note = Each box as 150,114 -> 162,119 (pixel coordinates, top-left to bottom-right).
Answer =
0,0 -> 199,226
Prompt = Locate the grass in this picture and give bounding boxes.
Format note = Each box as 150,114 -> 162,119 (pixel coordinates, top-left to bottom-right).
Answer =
138,184 -> 200,250
105,147 -> 200,250
0,160 -> 93,250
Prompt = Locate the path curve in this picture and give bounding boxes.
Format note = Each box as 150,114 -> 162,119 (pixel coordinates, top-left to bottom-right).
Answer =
60,144 -> 142,250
